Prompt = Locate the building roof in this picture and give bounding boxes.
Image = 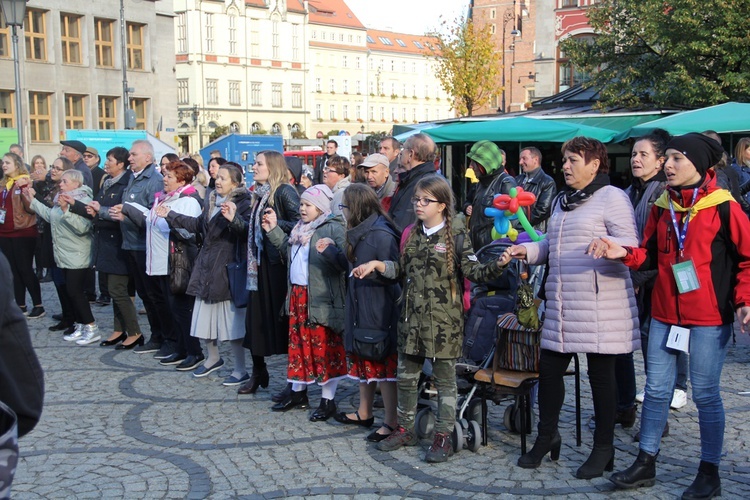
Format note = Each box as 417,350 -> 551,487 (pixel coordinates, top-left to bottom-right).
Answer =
308,0 -> 365,30
366,29 -> 437,56
244,1 -> 306,14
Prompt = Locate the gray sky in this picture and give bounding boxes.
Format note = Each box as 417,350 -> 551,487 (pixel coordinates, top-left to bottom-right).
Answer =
346,0 -> 470,35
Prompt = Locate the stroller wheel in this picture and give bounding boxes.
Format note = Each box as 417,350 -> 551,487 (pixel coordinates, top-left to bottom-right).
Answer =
467,420 -> 482,452
468,399 -> 483,425
504,404 -> 517,433
415,407 -> 435,439
514,405 -> 535,435
452,421 -> 464,452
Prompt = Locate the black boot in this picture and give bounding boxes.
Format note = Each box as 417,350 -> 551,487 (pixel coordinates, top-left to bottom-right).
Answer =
271,389 -> 310,412
682,461 -> 721,500
237,366 -> 270,395
272,383 -> 293,403
575,444 -> 614,479
517,431 -> 561,469
609,449 -> 657,489
615,405 -> 638,429
309,398 -> 337,422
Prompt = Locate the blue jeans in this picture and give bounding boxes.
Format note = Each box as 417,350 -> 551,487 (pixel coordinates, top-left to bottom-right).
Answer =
640,319 -> 730,464
641,313 -> 689,391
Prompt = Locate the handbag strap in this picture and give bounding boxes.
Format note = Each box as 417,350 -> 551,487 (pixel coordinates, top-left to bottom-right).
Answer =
235,235 -> 243,263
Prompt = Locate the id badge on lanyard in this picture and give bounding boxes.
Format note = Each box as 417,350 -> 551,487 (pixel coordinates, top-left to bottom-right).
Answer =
668,189 -> 700,294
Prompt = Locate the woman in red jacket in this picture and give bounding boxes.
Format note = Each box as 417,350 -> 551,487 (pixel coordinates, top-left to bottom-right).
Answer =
591,133 -> 750,500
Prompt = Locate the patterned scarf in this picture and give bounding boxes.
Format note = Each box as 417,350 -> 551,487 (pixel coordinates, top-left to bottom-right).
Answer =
558,173 -> 610,212
247,183 -> 272,291
289,212 -> 329,247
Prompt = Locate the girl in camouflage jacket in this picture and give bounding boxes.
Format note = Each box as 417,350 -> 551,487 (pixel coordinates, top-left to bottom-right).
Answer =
352,175 -> 508,463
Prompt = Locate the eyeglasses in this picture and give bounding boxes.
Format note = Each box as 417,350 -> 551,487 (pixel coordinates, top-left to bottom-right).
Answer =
50,166 -> 65,172
83,154 -> 95,159
337,203 -> 349,210
322,167 -> 340,174
411,196 -> 439,206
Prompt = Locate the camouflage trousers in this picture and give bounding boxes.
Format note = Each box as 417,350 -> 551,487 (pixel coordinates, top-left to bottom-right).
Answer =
397,353 -> 457,434
0,401 -> 19,499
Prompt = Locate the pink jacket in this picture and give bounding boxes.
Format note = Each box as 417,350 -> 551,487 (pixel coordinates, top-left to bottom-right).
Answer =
525,186 -> 640,354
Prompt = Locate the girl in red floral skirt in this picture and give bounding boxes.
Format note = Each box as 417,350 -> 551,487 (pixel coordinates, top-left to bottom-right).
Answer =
263,184 -> 348,421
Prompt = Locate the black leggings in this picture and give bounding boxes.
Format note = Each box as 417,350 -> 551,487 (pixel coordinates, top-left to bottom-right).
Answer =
0,236 -> 42,307
63,268 -> 95,324
537,349 -> 617,447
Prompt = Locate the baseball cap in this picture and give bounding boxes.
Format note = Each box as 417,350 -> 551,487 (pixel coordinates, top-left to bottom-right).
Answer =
84,147 -> 99,157
358,153 -> 389,169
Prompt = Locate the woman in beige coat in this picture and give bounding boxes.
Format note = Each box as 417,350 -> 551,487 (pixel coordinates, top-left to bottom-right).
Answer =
503,136 -> 640,479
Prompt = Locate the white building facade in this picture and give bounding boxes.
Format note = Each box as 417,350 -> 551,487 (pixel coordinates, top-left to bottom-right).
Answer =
176,0 -> 452,152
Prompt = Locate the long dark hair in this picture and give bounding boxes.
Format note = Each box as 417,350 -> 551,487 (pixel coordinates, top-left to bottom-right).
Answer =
343,184 -> 392,261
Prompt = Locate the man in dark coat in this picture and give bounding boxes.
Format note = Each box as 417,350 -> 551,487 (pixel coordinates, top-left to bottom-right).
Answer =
388,133 -> 438,234
463,140 -> 516,251
515,146 -> 557,233
0,251 -> 45,498
313,140 -> 339,184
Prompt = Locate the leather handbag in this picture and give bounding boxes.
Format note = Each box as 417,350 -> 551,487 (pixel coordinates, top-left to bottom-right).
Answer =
352,328 -> 391,362
226,239 -> 249,308
169,240 -> 191,295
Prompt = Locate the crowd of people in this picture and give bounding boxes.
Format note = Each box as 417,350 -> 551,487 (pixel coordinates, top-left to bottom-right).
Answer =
1,130 -> 749,498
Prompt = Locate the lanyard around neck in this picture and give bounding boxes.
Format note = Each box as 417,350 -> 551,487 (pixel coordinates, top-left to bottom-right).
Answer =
667,188 -> 698,257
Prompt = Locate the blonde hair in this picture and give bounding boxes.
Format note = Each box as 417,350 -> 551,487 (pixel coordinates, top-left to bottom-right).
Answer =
735,138 -> 750,167
190,153 -> 204,168
257,150 -> 289,205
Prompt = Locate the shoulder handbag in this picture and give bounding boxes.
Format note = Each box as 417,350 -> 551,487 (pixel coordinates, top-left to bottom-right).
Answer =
169,240 -> 192,295
226,238 -> 249,308
351,292 -> 391,362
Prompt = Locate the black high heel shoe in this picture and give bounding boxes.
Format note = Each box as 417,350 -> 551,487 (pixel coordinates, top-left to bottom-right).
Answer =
100,332 -> 127,347
575,444 -> 614,479
517,431 -> 562,469
115,334 -> 144,350
237,367 -> 270,395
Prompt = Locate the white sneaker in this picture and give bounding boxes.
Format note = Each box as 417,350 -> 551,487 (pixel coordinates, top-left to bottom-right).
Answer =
670,389 -> 687,410
63,324 -> 84,341
76,324 -> 101,346
635,390 -> 645,403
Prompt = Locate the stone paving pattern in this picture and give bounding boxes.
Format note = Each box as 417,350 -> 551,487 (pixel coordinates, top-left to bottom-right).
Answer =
11,282 -> 750,498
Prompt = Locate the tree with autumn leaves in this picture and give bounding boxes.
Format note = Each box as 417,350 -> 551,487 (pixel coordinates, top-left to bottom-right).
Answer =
561,0 -> 750,109
429,17 -> 502,117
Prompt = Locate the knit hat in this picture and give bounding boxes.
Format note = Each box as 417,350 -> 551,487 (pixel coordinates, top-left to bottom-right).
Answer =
666,133 -> 725,175
466,140 -> 504,174
301,184 -> 333,214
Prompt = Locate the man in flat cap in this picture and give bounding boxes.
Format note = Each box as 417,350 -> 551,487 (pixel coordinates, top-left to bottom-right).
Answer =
359,153 -> 396,210
60,140 -> 94,189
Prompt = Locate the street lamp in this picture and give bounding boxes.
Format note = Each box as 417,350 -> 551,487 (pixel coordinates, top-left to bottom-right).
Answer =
286,123 -> 292,150
1,0 -> 27,150
500,2 -> 519,113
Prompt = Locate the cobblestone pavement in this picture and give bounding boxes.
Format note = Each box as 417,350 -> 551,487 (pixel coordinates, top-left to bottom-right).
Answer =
11,282 -> 750,498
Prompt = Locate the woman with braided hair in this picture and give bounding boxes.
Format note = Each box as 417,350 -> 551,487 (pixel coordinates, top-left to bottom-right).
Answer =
352,174 -> 508,463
